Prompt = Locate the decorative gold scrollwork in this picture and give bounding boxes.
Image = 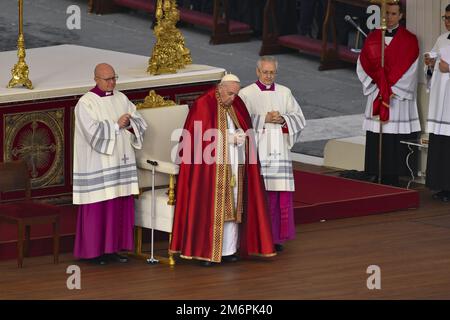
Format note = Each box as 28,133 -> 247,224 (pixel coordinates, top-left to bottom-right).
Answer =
136,90 -> 176,109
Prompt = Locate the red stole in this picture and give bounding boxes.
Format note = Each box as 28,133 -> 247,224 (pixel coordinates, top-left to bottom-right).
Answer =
359,27 -> 418,122
169,88 -> 275,262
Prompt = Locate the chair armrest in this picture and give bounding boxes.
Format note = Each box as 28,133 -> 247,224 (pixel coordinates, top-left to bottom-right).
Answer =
136,158 -> 179,175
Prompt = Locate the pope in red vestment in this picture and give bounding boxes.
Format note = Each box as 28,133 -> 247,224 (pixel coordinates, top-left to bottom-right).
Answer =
169,75 -> 276,264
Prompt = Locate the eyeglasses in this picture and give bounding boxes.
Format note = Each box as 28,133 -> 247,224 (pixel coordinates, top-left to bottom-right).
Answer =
258,69 -> 277,76
96,75 -> 119,82
441,16 -> 450,21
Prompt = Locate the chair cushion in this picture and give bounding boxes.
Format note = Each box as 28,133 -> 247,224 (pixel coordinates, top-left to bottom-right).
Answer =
134,188 -> 174,233
0,201 -> 60,219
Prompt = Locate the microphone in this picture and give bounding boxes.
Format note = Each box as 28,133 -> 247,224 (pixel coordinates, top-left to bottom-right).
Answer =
344,15 -> 367,38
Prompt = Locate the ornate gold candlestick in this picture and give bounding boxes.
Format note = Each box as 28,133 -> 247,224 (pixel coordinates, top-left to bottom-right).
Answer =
148,0 -> 192,75
7,0 -> 33,89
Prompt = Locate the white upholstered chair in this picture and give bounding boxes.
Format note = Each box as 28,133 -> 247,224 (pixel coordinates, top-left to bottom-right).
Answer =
134,103 -> 189,265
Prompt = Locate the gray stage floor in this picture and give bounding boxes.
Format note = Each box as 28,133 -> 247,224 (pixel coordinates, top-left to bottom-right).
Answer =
0,0 -> 366,157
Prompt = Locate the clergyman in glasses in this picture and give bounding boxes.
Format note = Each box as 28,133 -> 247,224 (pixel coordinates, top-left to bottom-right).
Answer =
73,63 -> 147,265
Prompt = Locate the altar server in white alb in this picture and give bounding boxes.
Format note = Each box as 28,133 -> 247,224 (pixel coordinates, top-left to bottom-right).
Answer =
424,4 -> 450,202
239,56 -> 305,252
73,63 -> 147,265
357,2 -> 421,186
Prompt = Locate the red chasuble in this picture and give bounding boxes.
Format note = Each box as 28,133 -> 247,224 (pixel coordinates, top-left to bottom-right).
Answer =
169,88 -> 276,263
359,26 -> 419,122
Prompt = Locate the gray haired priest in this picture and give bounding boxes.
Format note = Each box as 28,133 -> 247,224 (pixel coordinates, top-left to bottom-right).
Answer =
72,63 -> 147,265
239,56 -> 306,253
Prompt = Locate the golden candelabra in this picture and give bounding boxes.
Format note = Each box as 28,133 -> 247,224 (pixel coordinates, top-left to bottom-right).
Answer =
7,0 -> 33,90
148,0 -> 192,75
369,0 -> 399,184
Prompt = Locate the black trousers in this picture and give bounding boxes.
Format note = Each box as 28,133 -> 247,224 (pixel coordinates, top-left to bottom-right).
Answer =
365,131 -> 419,186
426,133 -> 450,191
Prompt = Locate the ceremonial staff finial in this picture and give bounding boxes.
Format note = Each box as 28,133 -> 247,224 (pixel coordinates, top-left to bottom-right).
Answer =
370,0 -> 400,66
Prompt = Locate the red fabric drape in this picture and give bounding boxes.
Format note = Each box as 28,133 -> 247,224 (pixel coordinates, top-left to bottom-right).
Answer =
359,27 -> 419,122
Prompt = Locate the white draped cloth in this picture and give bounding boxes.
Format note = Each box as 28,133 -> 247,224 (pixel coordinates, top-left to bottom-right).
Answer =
222,114 -> 245,256
73,90 -> 147,204
357,42 -> 421,134
427,31 -> 450,136
239,83 -> 305,192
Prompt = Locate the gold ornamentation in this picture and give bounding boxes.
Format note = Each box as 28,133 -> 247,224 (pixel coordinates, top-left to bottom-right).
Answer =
136,90 -> 176,109
370,0 -> 399,31
167,174 -> 176,205
4,109 -> 64,188
211,88 -> 229,262
370,0 -> 399,66
168,234 -> 175,266
148,0 -> 192,75
7,0 -> 33,90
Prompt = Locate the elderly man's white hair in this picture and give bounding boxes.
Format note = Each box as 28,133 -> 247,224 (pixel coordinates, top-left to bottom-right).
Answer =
220,73 -> 240,83
257,56 -> 278,70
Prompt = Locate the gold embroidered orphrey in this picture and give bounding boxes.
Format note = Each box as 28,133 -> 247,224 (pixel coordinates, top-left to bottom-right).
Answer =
211,89 -> 244,262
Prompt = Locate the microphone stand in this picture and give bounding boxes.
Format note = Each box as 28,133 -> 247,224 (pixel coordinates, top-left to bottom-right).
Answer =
344,16 -> 367,53
146,159 -> 159,265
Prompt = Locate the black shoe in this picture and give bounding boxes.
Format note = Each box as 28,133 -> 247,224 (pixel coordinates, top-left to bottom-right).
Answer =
108,253 -> 129,263
221,254 -> 239,263
91,256 -> 108,265
199,260 -> 213,267
274,244 -> 284,252
432,191 -> 446,200
441,191 -> 450,202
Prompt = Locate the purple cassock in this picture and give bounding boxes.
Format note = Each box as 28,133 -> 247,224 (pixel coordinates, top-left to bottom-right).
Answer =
267,191 -> 296,244
72,85 -> 147,259
74,195 -> 135,259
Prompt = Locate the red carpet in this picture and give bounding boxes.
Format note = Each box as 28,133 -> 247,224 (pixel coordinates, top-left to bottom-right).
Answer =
293,170 -> 420,224
0,171 -> 420,261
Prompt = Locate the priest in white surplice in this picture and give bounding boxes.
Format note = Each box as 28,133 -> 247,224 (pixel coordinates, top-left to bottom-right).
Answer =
424,5 -> 450,202
357,2 -> 420,186
239,56 -> 305,252
73,63 -> 147,264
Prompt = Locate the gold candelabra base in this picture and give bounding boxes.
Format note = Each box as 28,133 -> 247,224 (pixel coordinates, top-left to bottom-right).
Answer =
7,0 -> 33,90
7,57 -> 33,90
